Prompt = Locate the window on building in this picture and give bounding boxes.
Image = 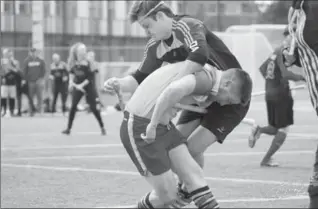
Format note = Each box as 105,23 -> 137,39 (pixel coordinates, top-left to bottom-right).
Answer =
241,2 -> 253,13
89,1 -> 102,19
3,0 -> 13,14
44,1 -> 51,17
56,1 -> 62,16
208,3 -> 217,13
218,2 -> 226,14
71,3 -> 77,17
19,1 -> 31,15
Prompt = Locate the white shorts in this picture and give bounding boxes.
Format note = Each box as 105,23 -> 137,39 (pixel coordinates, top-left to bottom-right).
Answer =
1,85 -> 16,98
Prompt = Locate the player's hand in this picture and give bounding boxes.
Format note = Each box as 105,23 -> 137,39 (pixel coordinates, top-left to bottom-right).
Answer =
283,49 -> 296,66
62,76 -> 68,82
103,77 -> 120,94
140,123 -> 157,144
21,80 -> 26,85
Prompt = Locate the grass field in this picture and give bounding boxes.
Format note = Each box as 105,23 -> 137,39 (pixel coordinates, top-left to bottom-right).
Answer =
1,89 -> 318,208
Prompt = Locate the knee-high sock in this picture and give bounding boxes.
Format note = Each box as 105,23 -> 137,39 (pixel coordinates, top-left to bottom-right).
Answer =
9,98 -> 15,114
1,98 -> 7,114
261,131 -> 286,162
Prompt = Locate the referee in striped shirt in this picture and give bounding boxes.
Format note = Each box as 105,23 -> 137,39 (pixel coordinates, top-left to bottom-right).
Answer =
285,0 -> 318,207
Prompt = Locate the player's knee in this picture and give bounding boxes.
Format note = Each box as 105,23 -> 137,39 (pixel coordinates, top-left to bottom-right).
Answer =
278,126 -> 289,134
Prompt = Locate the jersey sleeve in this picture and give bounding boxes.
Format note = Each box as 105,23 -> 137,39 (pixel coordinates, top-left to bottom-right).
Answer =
131,39 -> 163,84
174,18 -> 209,66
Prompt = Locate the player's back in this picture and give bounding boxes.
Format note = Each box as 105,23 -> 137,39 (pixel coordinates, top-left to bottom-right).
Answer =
259,48 -> 290,100
126,62 -> 186,118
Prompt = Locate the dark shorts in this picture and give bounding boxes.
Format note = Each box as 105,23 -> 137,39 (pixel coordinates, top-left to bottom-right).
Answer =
177,102 -> 250,143
120,111 -> 186,176
266,97 -> 294,129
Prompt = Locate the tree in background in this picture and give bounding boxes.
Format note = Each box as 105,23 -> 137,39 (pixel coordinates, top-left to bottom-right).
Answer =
258,0 -> 291,24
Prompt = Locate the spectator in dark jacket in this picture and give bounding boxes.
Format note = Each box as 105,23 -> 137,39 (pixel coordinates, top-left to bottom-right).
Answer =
22,48 -> 46,115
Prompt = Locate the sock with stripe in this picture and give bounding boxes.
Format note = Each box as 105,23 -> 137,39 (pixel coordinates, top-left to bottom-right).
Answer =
137,192 -> 154,209
189,186 -> 219,209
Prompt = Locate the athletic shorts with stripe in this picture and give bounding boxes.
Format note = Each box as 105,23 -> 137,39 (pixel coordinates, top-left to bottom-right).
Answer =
177,102 -> 250,143
120,111 -> 187,176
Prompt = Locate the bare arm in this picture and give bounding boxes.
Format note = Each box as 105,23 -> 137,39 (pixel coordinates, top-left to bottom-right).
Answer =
117,75 -> 139,93
150,74 -> 197,126
277,48 -> 305,81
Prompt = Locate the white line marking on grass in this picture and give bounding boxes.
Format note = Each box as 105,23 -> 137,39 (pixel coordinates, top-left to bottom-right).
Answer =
98,195 -> 309,208
1,144 -> 122,151
1,163 -> 307,186
2,131 -> 117,138
2,150 -> 313,161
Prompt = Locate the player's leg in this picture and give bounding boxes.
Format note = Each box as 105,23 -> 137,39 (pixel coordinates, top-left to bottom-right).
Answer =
28,82 -> 37,115
85,87 -> 106,135
1,85 -> 8,116
260,97 -> 294,167
15,82 -> 22,116
61,83 -> 68,114
62,89 -> 83,134
169,143 -> 220,209
119,112 -> 179,207
8,85 -> 16,116
51,83 -> 59,113
249,100 -> 278,148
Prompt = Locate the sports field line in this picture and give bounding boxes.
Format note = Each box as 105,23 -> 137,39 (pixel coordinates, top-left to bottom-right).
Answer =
96,195 -> 309,208
2,131 -> 317,138
2,150 -> 313,161
99,195 -> 308,208
1,163 -> 307,187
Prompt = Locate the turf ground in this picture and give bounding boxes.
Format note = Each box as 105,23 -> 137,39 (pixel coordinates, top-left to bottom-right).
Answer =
1,89 -> 318,208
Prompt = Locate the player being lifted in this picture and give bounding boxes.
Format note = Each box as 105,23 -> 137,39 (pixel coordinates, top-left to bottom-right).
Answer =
249,27 -> 306,167
104,0 -> 252,206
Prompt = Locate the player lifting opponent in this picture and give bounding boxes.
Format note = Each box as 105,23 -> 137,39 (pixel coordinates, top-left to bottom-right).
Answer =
249,27 -> 306,167
104,0 -> 252,204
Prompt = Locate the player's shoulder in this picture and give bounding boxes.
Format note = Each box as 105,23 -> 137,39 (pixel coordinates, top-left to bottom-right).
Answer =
144,38 -> 160,52
173,15 -> 204,29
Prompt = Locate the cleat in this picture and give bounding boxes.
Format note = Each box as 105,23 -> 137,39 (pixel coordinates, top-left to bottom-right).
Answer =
248,124 -> 260,148
101,128 -> 107,136
261,158 -> 279,167
62,129 -> 71,135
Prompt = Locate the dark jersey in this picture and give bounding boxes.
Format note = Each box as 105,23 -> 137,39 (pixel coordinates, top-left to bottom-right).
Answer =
50,61 -> 69,83
260,47 -> 304,100
1,58 -> 20,85
70,60 -> 94,85
132,15 -> 241,84
3,69 -> 19,85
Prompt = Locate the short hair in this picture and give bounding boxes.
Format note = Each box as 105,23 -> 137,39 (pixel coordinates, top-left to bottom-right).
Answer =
129,0 -> 174,23
232,68 -> 253,106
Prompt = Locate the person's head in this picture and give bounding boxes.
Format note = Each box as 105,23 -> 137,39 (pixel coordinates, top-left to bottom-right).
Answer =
215,68 -> 252,106
52,53 -> 60,63
29,48 -> 37,58
87,51 -> 95,62
2,48 -> 13,59
282,25 -> 295,48
129,0 -> 175,41
68,42 -> 87,68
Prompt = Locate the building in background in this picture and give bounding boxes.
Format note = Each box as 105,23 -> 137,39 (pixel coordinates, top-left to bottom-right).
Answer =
0,0 -> 260,62
177,0 -> 260,31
